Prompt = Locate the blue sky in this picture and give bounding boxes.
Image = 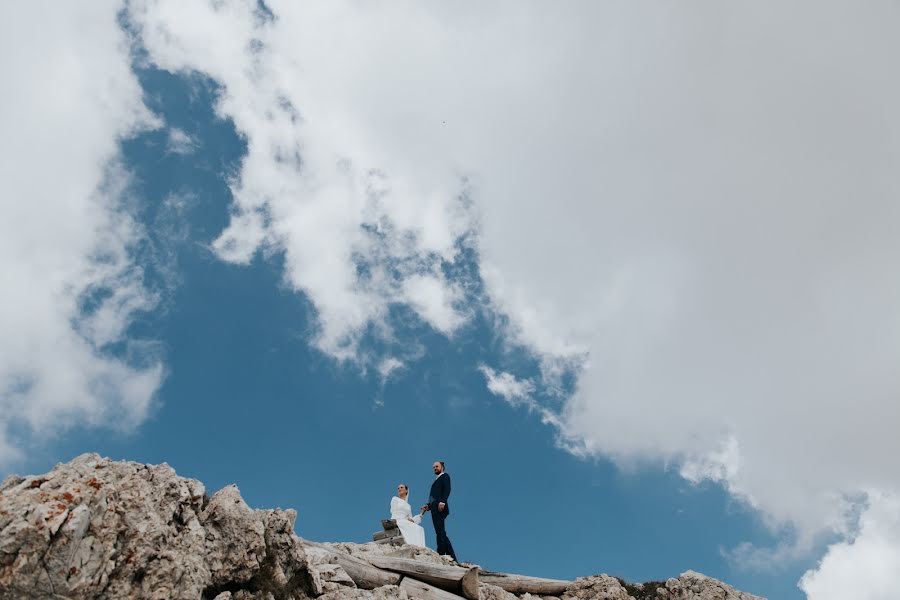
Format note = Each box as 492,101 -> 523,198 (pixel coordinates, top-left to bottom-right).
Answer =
4,3 -> 900,600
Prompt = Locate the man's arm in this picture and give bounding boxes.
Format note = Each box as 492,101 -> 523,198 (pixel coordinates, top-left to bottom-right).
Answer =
437,474 -> 451,503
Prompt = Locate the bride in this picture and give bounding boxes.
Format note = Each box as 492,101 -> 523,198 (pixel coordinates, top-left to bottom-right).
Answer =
391,483 -> 426,548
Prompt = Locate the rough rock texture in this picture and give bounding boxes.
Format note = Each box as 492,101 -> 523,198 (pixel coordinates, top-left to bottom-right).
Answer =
661,571 -> 765,600
313,564 -> 356,591
563,576 -> 633,600
479,583 -> 519,600
0,455 -> 765,600
562,572 -> 765,600
316,584 -> 401,600
0,454 -> 314,600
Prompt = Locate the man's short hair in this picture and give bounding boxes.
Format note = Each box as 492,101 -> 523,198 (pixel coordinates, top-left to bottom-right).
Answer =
437,461 -> 445,469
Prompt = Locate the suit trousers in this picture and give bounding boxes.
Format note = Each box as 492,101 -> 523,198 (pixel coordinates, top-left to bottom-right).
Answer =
431,508 -> 456,561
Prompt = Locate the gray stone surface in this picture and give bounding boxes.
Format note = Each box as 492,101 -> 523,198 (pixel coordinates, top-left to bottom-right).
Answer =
563,575 -> 633,600
0,453 -> 313,599
478,583 -> 519,600
561,571 -> 766,600
663,570 -> 766,600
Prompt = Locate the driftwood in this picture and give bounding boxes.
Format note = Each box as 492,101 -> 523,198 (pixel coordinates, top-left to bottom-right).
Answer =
302,541 -> 401,590
400,576 -> 467,600
300,539 -> 568,596
373,535 -> 404,545
335,552 -> 402,589
479,571 -> 571,595
367,556 -> 479,600
373,528 -> 402,541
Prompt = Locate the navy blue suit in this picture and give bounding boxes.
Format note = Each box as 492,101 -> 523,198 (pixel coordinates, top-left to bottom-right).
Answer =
428,473 -> 456,560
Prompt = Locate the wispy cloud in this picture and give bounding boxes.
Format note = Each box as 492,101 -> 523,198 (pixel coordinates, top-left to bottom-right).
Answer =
478,365 -> 534,407
130,0 -> 476,365
377,357 -> 404,384
0,1 -> 165,466
165,127 -> 197,155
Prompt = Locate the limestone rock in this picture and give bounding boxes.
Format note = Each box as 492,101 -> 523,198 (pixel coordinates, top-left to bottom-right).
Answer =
562,575 -> 633,600
314,564 -> 356,589
0,453 -> 313,600
479,583 -> 518,600
521,594 -> 559,600
662,570 -> 765,600
317,583 -> 402,600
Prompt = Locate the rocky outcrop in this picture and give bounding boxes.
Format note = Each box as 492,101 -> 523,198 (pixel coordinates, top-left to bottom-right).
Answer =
0,455 -> 765,600
662,570 -> 765,600
562,573 -> 765,600
0,454 -> 314,599
564,575 -> 633,600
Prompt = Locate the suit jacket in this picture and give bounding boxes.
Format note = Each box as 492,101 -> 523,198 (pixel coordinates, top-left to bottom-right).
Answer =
428,473 -> 451,515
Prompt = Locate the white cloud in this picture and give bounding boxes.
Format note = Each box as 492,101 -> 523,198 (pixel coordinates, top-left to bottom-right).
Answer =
129,0 -> 475,361
479,366 -> 534,406
480,365 -> 562,430
800,492 -> 900,600
0,2 -> 164,465
377,357 -> 405,383
127,0 -> 900,593
679,436 -> 741,488
166,127 -> 198,155
402,274 -> 465,335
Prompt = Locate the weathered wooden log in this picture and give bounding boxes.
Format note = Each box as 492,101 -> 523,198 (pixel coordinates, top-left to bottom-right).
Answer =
367,556 -> 479,600
373,527 -> 402,541
400,576 -> 467,600
385,546 -> 418,559
460,567 -> 479,598
373,535 -> 404,545
301,540 -> 400,589
334,551 -> 402,588
382,519 -> 398,530
478,571 -> 571,595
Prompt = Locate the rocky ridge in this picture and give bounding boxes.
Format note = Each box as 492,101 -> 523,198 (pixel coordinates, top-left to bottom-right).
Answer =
0,454 -> 765,600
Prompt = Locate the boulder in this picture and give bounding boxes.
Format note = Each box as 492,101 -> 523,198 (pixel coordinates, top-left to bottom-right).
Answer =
478,583 -> 518,600
663,570 -> 766,600
562,575 -> 633,600
0,453 -> 314,600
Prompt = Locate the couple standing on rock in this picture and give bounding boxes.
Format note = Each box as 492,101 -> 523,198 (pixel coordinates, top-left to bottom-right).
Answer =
390,460 -> 457,561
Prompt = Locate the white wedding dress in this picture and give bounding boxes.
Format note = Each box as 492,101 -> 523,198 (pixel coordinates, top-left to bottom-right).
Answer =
390,495 -> 426,548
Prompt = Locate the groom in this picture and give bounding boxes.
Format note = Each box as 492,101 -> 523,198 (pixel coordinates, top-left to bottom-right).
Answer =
421,460 -> 457,561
